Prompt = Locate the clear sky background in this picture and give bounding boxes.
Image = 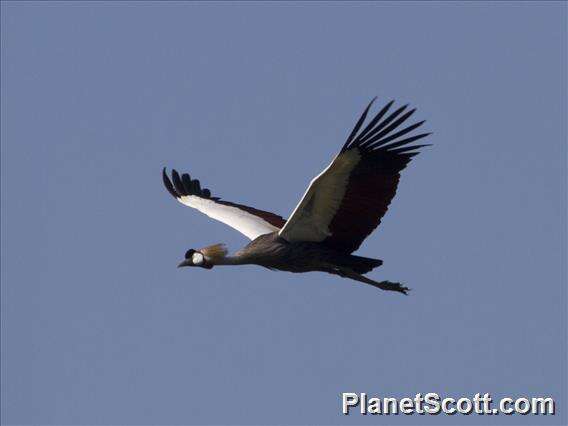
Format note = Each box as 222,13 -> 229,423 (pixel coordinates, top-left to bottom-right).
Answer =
1,2 -> 566,425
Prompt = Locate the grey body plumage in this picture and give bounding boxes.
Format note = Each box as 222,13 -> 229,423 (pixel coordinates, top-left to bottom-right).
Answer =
228,232 -> 408,294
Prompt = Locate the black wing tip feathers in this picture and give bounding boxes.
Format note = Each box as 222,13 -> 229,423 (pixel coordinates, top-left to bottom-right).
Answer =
161,167 -> 213,200
341,97 -> 378,152
162,167 -> 179,199
342,98 -> 431,156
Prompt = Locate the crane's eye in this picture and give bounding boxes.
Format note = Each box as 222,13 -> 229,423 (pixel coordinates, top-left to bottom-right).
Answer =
185,249 -> 195,259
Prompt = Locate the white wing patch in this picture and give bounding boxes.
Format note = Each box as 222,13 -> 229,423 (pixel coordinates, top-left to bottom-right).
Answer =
178,195 -> 279,240
279,149 -> 361,242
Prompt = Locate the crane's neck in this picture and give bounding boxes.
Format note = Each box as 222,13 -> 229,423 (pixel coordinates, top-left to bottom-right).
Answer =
210,255 -> 245,266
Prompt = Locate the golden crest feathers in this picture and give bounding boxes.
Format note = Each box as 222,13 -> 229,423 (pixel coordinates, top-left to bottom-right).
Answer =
200,243 -> 228,260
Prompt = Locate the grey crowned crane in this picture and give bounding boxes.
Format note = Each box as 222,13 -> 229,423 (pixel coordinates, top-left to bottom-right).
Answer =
162,98 -> 430,294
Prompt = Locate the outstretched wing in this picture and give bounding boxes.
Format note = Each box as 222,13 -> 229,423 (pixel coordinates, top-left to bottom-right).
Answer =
278,98 -> 430,253
162,168 -> 286,240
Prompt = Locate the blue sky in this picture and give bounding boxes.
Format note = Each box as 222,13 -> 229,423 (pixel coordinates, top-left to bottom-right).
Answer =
1,2 -> 566,425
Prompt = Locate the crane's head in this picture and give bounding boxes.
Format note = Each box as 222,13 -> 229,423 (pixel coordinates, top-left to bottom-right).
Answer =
177,244 -> 227,269
177,249 -> 213,269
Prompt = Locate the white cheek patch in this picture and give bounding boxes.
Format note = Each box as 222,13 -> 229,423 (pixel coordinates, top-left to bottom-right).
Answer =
192,252 -> 204,265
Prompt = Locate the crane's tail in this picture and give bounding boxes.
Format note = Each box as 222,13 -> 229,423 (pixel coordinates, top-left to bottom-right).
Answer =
336,268 -> 409,295
340,255 -> 383,274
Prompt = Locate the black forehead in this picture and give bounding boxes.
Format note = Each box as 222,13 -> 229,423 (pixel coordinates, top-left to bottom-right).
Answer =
184,249 -> 196,259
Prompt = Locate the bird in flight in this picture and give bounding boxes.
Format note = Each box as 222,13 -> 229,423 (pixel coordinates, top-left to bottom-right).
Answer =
162,98 -> 430,294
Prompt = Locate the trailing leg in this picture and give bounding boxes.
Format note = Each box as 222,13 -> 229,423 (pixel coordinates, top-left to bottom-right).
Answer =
335,268 -> 409,295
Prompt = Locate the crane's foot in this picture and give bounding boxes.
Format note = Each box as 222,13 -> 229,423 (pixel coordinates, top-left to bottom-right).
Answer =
336,267 -> 410,295
373,280 -> 410,295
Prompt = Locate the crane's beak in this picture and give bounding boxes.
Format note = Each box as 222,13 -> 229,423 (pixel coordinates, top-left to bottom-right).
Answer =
177,259 -> 193,268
